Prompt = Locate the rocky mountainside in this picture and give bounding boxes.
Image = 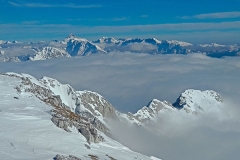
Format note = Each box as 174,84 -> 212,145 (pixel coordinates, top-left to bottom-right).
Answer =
0,72 -> 225,159
0,72 -> 161,160
66,34 -> 107,56
0,35 -> 239,62
30,47 -> 70,61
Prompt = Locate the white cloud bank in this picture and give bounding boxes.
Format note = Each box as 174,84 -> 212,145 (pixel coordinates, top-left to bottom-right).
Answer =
181,11 -> 240,19
1,21 -> 240,43
0,53 -> 239,112
8,1 -> 102,8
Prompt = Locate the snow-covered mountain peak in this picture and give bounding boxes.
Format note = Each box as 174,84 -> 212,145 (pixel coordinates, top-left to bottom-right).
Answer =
166,40 -> 193,46
144,38 -> 161,45
173,89 -> 223,114
12,40 -> 21,44
93,37 -> 119,44
30,47 -> 70,61
66,38 -> 107,56
1,35 -> 240,61
199,43 -> 226,47
65,34 -> 88,43
0,40 -> 5,44
147,99 -> 174,111
121,38 -> 144,46
118,98 -> 176,125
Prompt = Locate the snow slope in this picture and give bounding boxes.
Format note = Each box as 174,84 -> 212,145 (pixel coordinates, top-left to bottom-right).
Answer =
0,73 -> 160,160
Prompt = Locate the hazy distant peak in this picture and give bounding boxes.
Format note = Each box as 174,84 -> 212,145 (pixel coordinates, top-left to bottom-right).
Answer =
64,34 -> 88,42
199,43 -> 226,47
93,37 -> 119,44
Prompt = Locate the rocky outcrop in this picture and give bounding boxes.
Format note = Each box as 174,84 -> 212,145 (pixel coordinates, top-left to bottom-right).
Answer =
54,154 -> 81,160
46,96 -> 105,143
78,91 -> 117,119
7,73 -> 106,143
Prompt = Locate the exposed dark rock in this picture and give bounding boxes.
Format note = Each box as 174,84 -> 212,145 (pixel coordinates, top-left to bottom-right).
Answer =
54,154 -> 81,160
12,74 -> 106,143
84,144 -> 91,149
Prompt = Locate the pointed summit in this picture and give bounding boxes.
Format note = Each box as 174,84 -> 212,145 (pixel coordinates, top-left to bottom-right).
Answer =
64,34 -> 88,42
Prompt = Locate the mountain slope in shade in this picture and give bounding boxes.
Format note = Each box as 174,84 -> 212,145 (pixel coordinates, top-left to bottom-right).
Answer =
66,35 -> 107,56
93,37 -> 192,54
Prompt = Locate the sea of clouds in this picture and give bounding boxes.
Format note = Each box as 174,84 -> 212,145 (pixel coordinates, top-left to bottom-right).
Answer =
0,52 -> 239,112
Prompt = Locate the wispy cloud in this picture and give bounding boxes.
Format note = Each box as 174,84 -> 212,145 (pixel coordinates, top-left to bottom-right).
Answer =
2,21 -> 240,34
21,21 -> 40,25
111,17 -> 128,21
1,21 -> 240,43
181,11 -> 240,19
140,15 -> 148,18
8,1 -> 102,8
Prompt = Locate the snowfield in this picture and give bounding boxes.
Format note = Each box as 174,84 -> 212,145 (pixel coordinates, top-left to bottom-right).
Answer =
0,74 -> 160,160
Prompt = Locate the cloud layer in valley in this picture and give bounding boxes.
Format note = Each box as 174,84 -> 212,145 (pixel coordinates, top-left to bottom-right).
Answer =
110,104 -> 240,160
0,53 -> 240,112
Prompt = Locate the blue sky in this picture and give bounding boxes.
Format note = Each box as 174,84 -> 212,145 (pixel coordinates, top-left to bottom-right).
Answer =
0,0 -> 240,43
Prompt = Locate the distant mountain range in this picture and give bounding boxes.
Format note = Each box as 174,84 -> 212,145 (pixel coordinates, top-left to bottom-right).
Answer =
0,34 -> 239,62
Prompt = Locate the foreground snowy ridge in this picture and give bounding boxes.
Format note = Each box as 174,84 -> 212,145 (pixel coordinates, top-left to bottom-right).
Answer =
0,72 -> 224,159
0,72 -> 162,160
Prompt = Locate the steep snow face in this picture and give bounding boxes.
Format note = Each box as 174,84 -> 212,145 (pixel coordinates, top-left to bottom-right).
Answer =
173,89 -> 223,114
39,76 -> 78,111
0,73 -> 156,160
30,47 -> 70,61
